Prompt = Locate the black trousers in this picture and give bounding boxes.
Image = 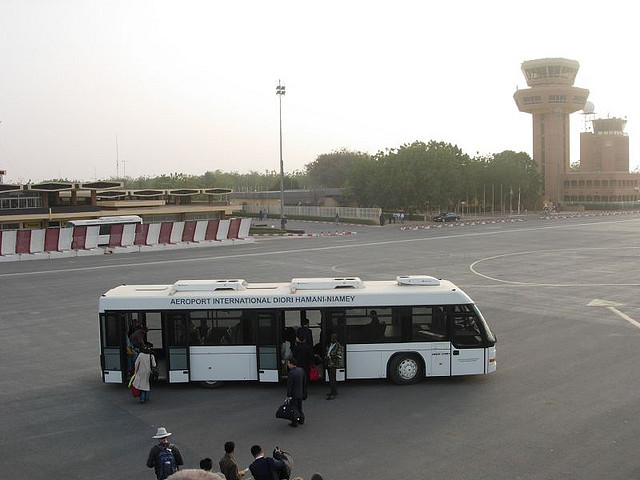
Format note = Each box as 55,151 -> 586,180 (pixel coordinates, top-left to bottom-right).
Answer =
291,397 -> 304,424
301,366 -> 310,398
328,367 -> 338,396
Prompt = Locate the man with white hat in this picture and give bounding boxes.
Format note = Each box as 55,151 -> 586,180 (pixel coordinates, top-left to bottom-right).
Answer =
146,427 -> 184,480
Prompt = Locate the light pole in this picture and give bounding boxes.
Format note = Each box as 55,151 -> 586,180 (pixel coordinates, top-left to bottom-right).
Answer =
276,80 -> 286,231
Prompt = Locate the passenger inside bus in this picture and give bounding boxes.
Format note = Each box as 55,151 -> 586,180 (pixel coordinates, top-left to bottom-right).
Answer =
367,310 -> 386,340
203,326 -> 218,345
280,326 -> 295,375
282,327 -> 295,355
189,314 -> 245,346
197,319 -> 210,340
297,316 -> 313,346
189,325 -> 202,346
130,326 -> 149,351
220,322 -> 243,344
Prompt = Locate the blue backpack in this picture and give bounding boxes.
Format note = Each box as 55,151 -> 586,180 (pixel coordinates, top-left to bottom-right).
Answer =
156,445 -> 177,480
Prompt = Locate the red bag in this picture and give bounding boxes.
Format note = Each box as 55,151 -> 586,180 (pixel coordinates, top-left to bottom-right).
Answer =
131,385 -> 141,398
309,364 -> 321,382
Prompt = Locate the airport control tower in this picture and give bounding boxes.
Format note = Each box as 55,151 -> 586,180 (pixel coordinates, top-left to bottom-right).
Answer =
514,58 -> 589,204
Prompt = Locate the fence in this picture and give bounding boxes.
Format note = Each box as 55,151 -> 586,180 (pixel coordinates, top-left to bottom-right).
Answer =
243,205 -> 382,221
0,218 -> 252,261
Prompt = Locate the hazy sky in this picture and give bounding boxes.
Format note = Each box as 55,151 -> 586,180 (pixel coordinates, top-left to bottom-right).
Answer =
1,0 -> 638,184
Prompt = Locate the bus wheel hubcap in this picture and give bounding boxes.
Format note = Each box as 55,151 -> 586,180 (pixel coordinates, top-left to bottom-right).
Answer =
398,358 -> 418,380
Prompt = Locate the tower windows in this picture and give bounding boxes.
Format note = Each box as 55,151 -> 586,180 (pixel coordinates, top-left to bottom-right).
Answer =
548,95 -> 566,104
523,96 -> 541,105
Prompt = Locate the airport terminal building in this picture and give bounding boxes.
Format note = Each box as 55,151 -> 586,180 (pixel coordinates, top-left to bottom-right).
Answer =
0,180 -> 233,231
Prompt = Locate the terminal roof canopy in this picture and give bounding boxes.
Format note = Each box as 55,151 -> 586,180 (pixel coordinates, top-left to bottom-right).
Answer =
82,181 -> 124,190
28,182 -> 74,191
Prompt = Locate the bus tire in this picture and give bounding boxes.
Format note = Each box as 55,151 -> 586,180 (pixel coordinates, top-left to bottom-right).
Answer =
201,380 -> 224,389
388,354 -> 423,385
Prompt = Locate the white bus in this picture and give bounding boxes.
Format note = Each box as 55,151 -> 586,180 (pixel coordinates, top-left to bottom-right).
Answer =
67,215 -> 143,246
99,275 -> 496,386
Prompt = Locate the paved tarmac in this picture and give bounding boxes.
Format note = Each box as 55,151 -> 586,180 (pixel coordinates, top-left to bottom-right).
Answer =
1,213 -> 639,479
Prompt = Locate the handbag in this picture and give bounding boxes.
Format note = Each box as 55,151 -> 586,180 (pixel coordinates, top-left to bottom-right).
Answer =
131,385 -> 141,398
275,399 -> 296,421
128,374 -> 140,397
309,364 -> 321,382
150,355 -> 159,383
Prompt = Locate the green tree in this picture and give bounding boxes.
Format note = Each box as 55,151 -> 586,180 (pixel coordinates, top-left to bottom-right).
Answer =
482,151 -> 541,212
343,155 -> 380,207
358,141 -> 470,212
91,143 -> 541,214
267,171 -> 306,191
305,149 -> 370,188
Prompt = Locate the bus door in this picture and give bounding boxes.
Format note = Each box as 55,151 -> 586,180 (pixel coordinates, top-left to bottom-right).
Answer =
163,312 -> 190,383
100,312 -> 126,384
256,311 -> 280,382
281,310 -> 299,380
321,309 -> 347,382
450,306 -> 486,375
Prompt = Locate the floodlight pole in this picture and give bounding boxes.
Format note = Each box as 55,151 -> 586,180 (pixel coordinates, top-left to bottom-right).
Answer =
276,80 -> 286,231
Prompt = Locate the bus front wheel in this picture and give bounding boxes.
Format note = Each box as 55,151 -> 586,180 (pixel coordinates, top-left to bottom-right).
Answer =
388,354 -> 423,385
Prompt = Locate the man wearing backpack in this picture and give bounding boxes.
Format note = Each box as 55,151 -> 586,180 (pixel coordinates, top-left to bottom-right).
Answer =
146,427 -> 184,480
249,445 -> 286,480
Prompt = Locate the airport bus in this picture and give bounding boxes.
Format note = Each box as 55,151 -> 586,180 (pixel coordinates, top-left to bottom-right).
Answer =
99,275 -> 497,386
67,215 -> 143,246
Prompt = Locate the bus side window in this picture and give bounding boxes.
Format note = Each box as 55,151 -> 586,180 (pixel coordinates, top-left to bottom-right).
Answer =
344,308 -> 368,343
166,314 -> 188,346
324,309 -> 345,344
224,311 -> 245,345
102,313 -> 120,347
410,306 -> 448,341
145,312 -> 163,348
256,312 -> 277,346
191,311 -> 245,346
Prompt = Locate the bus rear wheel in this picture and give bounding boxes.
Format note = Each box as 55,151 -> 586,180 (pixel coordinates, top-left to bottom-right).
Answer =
389,354 -> 423,385
201,380 -> 224,389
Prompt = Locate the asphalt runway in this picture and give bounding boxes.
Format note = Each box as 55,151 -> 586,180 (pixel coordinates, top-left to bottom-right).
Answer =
1,214 -> 639,480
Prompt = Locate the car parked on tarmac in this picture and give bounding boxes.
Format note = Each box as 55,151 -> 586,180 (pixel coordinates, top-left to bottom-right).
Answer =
433,212 -> 461,222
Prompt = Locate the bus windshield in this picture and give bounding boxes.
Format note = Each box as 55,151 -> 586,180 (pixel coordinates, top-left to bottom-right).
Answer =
473,305 -> 496,343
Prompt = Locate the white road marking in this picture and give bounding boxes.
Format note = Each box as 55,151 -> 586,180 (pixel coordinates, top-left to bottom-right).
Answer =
470,247 -> 640,287
587,299 -> 640,330
587,299 -> 623,307
606,306 -> 640,330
